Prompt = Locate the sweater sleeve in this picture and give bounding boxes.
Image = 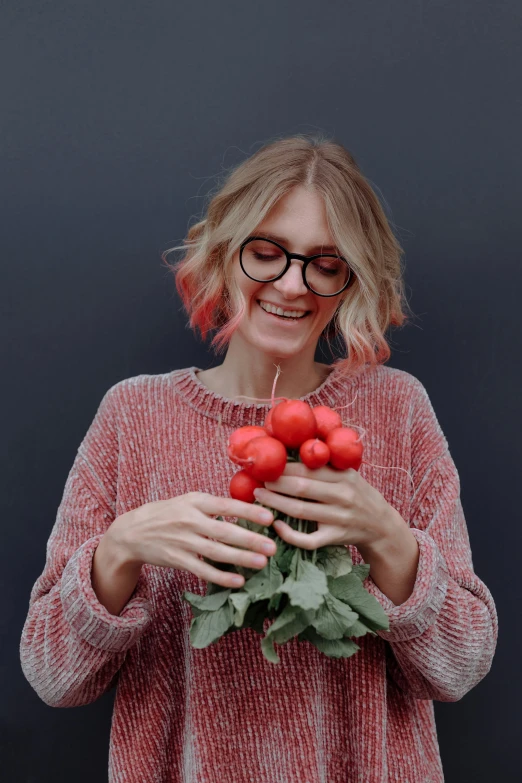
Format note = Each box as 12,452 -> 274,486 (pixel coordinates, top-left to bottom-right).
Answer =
364,377 -> 498,702
19,384 -> 153,708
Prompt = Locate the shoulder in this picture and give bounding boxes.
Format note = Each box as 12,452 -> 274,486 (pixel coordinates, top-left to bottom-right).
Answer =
357,363 -> 430,410
358,364 -> 444,443
360,365 -> 450,472
99,367 -> 192,420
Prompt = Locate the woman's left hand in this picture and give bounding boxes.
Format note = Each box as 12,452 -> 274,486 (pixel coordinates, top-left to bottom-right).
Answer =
253,461 -> 404,554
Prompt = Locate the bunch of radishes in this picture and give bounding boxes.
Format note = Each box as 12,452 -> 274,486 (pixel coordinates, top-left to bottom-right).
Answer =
228,399 -> 363,502
183,397 -> 390,663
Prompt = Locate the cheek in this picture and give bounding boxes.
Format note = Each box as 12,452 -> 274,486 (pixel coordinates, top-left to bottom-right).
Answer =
232,257 -> 260,297
230,260 -> 259,304
317,299 -> 341,325
244,283 -> 263,307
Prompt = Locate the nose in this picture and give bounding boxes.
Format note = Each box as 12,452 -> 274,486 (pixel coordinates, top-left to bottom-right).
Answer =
272,259 -> 308,299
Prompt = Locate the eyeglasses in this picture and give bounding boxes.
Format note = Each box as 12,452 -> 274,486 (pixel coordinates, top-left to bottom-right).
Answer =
239,236 -> 354,297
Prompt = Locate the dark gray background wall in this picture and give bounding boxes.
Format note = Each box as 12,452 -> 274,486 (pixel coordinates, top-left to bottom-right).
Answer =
3,1 -> 520,780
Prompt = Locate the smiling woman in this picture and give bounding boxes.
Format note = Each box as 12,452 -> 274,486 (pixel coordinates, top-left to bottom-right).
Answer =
162,134 -> 411,402
20,133 -> 498,783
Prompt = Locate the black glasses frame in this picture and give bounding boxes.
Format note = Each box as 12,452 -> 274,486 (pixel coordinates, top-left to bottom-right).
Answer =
239,236 -> 355,297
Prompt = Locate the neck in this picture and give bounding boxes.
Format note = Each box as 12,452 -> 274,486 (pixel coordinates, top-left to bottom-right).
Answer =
199,337 -> 332,403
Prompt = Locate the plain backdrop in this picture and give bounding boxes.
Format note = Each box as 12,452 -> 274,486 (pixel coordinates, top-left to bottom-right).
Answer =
3,1 -> 521,780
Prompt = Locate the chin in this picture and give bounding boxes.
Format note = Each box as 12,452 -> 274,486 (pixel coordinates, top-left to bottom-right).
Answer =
248,332 -> 312,359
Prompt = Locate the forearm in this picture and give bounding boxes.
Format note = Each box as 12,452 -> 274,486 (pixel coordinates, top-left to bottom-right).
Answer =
21,534 -> 152,708
357,513 -> 420,606
92,532 -> 143,617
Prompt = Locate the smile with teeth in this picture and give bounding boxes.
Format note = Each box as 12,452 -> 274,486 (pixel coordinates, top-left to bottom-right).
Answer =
257,300 -> 310,320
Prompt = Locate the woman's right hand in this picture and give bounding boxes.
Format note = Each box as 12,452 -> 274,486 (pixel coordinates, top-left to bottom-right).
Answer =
108,492 -> 277,589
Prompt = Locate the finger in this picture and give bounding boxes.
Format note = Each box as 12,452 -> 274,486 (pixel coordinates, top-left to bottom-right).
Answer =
189,509 -> 277,555
195,492 -> 274,526
272,519 -> 329,550
184,554 -> 246,589
252,487 -> 335,525
281,461 -> 345,482
205,517 -> 277,556
194,534 -> 270,571
263,474 -> 342,504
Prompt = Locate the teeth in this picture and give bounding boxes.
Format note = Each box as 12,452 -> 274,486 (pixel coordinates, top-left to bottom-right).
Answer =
259,301 -> 307,319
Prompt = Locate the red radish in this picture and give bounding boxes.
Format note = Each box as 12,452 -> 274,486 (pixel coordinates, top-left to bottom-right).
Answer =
312,405 -> 343,440
326,427 -> 363,471
239,435 -> 287,482
229,470 -> 264,503
299,438 -> 330,469
228,425 -> 267,465
263,407 -> 275,436
270,399 -> 317,448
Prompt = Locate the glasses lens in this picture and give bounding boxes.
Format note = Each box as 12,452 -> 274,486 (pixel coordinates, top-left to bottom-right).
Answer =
241,238 -> 351,295
241,239 -> 287,281
306,255 -> 351,295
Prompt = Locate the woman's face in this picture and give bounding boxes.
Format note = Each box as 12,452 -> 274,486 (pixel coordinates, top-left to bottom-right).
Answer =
229,185 -> 346,359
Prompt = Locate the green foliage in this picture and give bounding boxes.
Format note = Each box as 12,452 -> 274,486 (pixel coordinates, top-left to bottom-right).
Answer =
229,591 -> 251,626
243,557 -> 284,601
275,540 -> 294,572
299,627 -> 361,659
183,589 -> 231,611
310,593 -> 359,640
315,545 -> 353,577
260,634 -> 280,663
182,510 -> 391,661
328,573 -> 389,632
351,563 -> 371,581
267,592 -> 283,612
277,560 -> 329,611
189,602 -> 235,648
265,604 -> 316,646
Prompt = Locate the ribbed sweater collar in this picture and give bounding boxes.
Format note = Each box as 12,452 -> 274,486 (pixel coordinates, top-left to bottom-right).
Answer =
169,363 -> 360,427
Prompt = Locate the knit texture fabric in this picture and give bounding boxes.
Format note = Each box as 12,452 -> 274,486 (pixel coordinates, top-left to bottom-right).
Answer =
20,363 -> 498,783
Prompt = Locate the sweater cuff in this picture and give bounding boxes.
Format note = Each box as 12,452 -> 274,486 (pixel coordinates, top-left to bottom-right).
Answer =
61,535 -> 153,652
364,528 -> 450,642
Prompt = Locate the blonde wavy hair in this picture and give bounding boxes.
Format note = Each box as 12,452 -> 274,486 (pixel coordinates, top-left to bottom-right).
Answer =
162,133 -> 412,377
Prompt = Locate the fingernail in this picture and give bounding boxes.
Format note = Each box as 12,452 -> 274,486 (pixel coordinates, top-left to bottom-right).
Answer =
262,542 -> 276,554
253,489 -> 261,498
260,510 -> 273,522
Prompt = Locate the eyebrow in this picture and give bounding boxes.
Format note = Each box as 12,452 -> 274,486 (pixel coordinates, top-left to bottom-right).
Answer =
254,232 -> 340,255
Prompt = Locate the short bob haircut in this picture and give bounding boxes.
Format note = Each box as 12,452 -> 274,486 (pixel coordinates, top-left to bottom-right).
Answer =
163,133 -> 412,378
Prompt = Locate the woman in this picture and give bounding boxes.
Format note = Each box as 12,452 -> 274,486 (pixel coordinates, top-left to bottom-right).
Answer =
20,135 -> 498,782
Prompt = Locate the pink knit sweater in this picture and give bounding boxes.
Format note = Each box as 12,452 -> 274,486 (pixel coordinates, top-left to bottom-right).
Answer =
20,363 -> 498,782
